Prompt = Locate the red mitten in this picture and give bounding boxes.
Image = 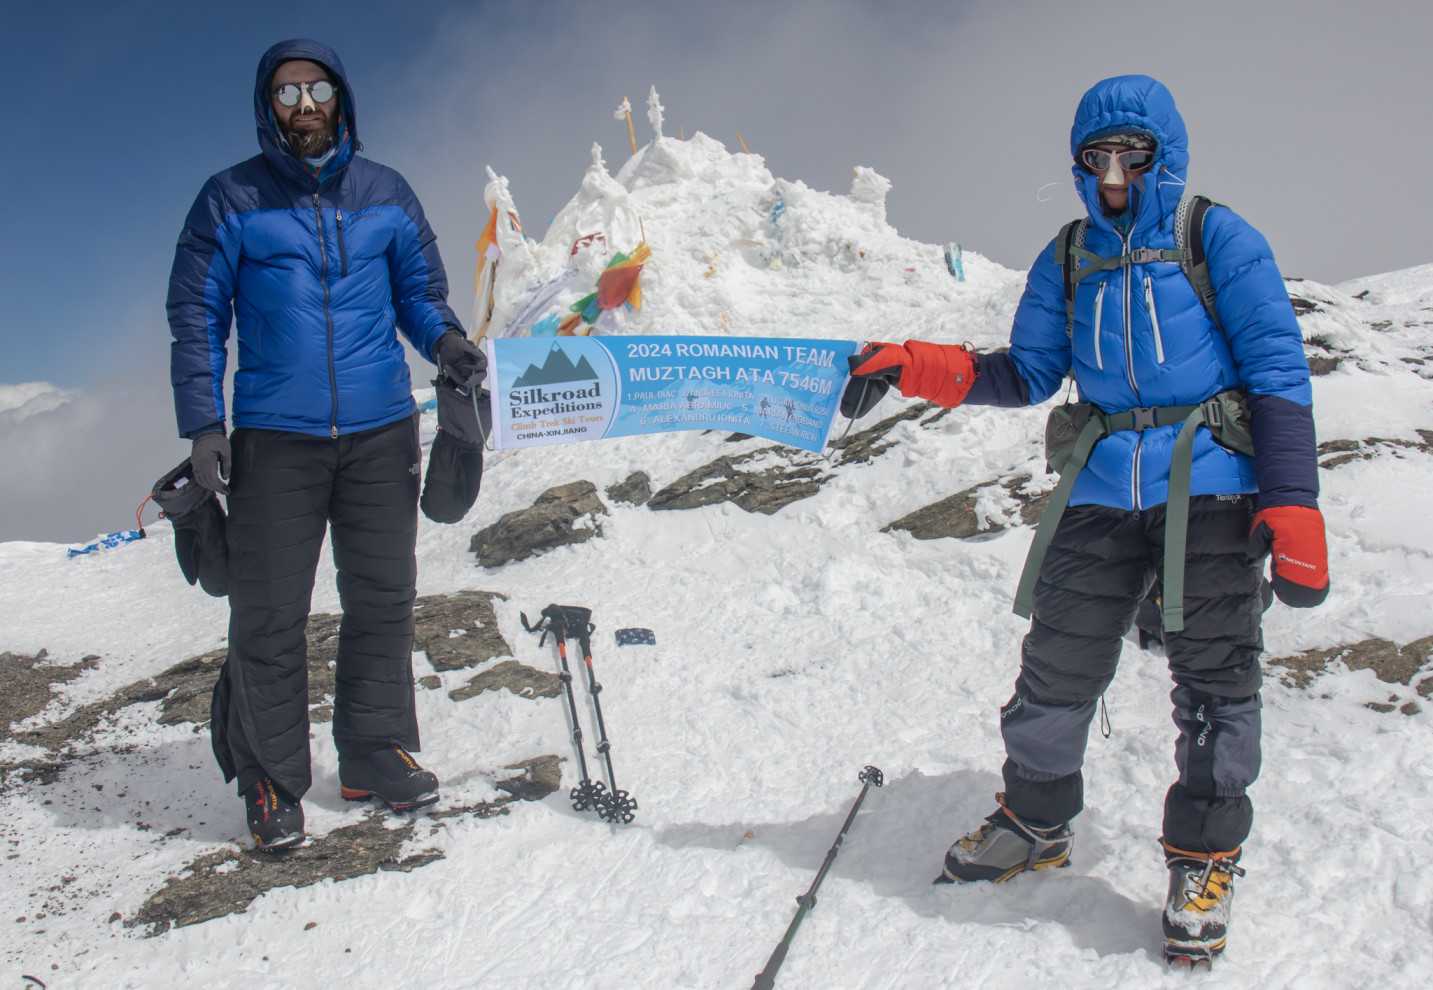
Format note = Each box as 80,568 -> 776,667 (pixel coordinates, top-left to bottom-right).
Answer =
848,340 -> 976,408
1250,505 -> 1329,608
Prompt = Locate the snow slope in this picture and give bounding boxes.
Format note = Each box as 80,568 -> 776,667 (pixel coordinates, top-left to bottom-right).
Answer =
2,130 -> 1431,989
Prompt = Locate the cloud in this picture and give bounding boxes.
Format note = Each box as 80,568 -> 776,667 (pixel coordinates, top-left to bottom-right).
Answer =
0,382 -> 73,422
0,378 -> 188,545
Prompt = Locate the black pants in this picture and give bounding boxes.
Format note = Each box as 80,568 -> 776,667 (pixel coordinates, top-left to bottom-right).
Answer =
212,414 -> 422,799
1000,495 -> 1264,852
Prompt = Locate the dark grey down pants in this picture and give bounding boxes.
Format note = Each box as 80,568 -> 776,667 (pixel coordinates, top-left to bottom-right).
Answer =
1000,495 -> 1264,852
210,414 -> 422,799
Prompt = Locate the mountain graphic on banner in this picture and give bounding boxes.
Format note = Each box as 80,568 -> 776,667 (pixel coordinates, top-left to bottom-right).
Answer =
512,344 -> 600,387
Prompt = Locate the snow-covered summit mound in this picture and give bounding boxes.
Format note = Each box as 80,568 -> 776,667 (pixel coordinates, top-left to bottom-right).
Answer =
486,129 -> 1023,347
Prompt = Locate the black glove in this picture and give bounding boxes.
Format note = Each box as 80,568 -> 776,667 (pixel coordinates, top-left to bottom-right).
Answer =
839,344 -> 894,419
152,459 -> 229,597
191,431 -> 231,494
434,331 -> 488,389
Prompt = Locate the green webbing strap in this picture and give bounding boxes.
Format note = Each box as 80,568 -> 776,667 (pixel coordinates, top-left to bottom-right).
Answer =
1069,245 -> 1118,283
1159,406 -> 1212,634
1013,415 -> 1107,620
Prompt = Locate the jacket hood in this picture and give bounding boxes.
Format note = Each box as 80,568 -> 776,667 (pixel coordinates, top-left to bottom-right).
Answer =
1069,75 -> 1189,235
253,38 -> 358,190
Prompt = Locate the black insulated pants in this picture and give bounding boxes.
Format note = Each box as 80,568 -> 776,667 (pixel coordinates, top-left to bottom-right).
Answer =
999,495 -> 1264,852
212,414 -> 422,799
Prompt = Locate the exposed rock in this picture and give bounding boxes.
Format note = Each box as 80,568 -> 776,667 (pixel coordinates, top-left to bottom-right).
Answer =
643,403 -> 944,517
127,756 -> 560,934
648,448 -> 826,515
470,481 -> 607,567
1267,635 -> 1433,715
6,593 -> 507,776
1289,295 -> 1321,316
414,591 -> 511,671
1318,431 -> 1433,470
1304,334 -> 1348,376
418,675 -> 442,690
0,650 -> 100,743
489,755 -> 562,803
828,402 -> 938,467
606,471 -> 653,506
884,475 -> 1047,540
449,661 -> 560,702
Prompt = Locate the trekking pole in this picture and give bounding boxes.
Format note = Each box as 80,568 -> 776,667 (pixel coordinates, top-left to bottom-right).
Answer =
752,765 -> 884,990
572,616 -> 637,824
521,605 -> 607,814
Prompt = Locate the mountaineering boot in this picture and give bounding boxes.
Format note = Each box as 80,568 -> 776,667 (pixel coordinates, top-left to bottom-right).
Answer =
339,746 -> 440,811
936,793 -> 1073,883
244,778 -> 305,852
1162,841 -> 1245,967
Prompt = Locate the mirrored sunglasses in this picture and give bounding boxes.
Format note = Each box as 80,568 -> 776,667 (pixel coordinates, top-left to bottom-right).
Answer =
274,80 -> 336,108
1080,147 -> 1156,173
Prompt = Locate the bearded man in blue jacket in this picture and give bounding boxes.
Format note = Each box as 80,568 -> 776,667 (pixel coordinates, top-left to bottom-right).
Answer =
844,75 -> 1328,964
167,40 -> 485,851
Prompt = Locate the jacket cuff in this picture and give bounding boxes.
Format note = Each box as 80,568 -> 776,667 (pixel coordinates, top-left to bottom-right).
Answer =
183,421 -> 226,440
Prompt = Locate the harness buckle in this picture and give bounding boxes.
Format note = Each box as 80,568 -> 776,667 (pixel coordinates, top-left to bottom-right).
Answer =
1130,407 -> 1158,431
1127,248 -> 1164,265
1203,398 -> 1223,428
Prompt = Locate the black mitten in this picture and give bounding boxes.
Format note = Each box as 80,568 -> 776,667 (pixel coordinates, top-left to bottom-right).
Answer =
152,459 -> 229,597
420,374 -> 486,524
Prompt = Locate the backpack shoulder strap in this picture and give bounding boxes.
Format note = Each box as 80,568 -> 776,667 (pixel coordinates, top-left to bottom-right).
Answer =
1053,218 -> 1088,338
1176,194 -> 1223,332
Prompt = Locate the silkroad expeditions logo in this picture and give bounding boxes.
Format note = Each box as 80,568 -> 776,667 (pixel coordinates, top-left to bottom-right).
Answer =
508,343 -> 605,420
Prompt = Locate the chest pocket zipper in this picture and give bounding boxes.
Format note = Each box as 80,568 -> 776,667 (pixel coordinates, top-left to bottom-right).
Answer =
336,209 -> 350,278
1145,275 -> 1166,364
1092,282 -> 1107,370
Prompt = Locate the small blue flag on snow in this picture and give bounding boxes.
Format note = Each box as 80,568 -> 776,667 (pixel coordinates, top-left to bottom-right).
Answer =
67,529 -> 145,558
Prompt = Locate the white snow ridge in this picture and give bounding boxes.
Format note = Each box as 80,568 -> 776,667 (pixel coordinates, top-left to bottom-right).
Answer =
2,121 -> 1432,989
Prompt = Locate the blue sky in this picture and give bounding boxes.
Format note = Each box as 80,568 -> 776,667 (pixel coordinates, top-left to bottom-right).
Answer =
1,0 -> 1429,540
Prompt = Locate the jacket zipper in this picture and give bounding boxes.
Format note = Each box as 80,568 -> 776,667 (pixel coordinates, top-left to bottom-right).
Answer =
1145,275 -> 1166,364
336,208 -> 349,278
1092,283 -> 1106,370
1121,225 -> 1142,510
1120,227 -> 1139,399
312,193 -> 339,439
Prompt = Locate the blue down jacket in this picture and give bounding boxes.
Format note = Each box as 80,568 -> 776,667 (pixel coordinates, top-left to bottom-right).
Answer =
967,75 -> 1317,511
167,38 -> 461,438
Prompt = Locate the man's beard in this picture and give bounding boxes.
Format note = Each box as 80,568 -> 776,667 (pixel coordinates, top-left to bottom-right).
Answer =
285,111 -> 337,158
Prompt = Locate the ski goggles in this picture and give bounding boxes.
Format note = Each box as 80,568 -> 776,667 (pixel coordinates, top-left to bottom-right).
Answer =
273,79 -> 336,107
1080,147 -> 1156,173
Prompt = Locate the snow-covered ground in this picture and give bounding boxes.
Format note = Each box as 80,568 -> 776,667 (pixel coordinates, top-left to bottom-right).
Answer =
2,129 -> 1430,988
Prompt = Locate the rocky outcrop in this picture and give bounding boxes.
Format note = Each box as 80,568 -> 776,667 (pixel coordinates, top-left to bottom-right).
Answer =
648,449 -> 825,515
126,756 -> 561,934
414,591 -> 511,671
470,481 -> 607,567
646,403 -> 944,517
884,475 -> 1047,541
1318,430 -> 1433,470
449,660 -> 561,702
0,650 -> 100,743
1266,635 -> 1433,716
606,471 -> 653,506
3,591 -> 513,787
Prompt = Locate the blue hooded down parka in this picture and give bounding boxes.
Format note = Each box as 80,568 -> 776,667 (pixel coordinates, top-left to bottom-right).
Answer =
968,75 -> 1317,512
168,39 -> 461,439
